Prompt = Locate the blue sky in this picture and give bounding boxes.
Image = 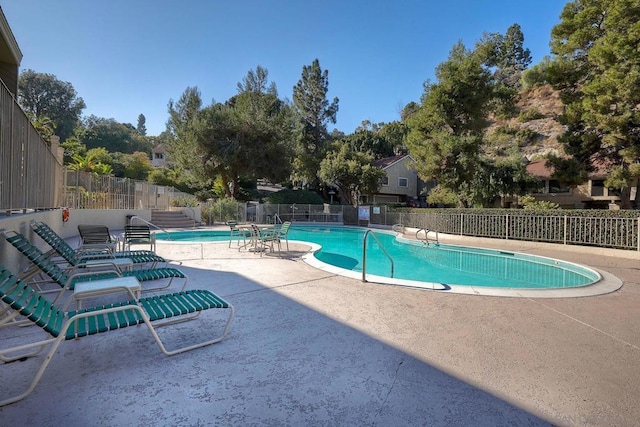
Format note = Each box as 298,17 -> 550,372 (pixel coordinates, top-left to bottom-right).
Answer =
2,0 -> 567,137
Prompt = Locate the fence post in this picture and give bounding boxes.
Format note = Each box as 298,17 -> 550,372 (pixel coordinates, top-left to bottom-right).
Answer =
505,214 -> 509,240
564,215 -> 568,245
460,213 -> 464,235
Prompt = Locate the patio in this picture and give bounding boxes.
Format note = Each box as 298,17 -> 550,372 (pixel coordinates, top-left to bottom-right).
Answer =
1,231 -> 639,426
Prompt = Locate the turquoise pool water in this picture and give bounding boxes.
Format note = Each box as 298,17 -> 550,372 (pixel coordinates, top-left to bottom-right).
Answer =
156,226 -> 600,289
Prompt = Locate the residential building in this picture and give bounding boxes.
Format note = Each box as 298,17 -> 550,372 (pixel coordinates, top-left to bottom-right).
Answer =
365,154 -> 427,205
526,159 -> 635,209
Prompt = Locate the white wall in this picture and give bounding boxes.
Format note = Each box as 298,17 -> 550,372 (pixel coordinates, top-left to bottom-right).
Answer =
0,208 -> 150,274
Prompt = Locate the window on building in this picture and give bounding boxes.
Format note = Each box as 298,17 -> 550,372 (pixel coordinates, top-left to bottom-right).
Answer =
398,177 -> 408,187
549,180 -> 570,193
380,175 -> 389,186
154,152 -> 164,160
591,180 -> 605,196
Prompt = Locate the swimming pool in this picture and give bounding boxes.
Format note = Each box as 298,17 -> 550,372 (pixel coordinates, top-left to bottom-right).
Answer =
156,225 -> 604,292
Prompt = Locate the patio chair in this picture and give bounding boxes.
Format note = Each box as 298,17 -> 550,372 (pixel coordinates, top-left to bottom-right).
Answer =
272,221 -> 292,252
227,221 -> 246,247
31,221 -> 165,267
77,224 -> 119,252
123,224 -> 156,252
0,263 -> 234,407
2,230 -> 188,300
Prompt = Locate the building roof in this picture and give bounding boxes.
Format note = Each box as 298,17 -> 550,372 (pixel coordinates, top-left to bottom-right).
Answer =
0,7 -> 22,66
373,154 -> 411,169
526,157 -> 614,180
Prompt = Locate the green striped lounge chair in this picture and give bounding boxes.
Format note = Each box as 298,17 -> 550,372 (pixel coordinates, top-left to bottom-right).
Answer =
30,221 -> 166,267
2,231 -> 188,300
0,263 -> 234,406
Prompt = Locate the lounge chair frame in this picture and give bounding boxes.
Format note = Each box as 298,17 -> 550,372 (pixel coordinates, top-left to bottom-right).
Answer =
2,230 -> 188,297
31,221 -> 165,268
0,265 -> 234,407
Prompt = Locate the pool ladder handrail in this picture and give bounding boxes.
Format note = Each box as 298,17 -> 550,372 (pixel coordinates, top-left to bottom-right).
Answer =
129,215 -> 171,240
416,228 -> 439,245
362,230 -> 394,282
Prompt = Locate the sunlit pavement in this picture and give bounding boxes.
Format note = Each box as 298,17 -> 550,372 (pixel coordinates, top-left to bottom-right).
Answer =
1,228 -> 639,426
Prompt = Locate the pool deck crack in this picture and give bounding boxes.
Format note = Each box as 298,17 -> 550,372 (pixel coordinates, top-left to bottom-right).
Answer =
373,357 -> 405,425
528,298 -> 640,351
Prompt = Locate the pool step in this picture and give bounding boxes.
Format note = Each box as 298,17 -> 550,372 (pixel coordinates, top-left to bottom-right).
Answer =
151,210 -> 196,229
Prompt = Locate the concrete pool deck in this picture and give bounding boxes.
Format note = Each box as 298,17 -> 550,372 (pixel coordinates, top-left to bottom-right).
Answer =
1,228 -> 639,426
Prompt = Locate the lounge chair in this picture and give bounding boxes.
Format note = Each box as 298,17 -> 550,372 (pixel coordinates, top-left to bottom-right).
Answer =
0,263 -> 234,406
31,221 -> 165,267
2,230 -> 188,299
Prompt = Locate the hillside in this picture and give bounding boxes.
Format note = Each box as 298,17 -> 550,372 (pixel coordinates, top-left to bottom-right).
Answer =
485,84 -> 566,161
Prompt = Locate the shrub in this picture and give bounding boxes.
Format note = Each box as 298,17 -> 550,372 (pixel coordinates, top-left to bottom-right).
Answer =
518,108 -> 544,122
170,195 -> 199,207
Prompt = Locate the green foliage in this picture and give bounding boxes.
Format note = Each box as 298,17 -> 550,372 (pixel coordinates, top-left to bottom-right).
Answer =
166,86 -> 205,186
25,112 -> 56,142
68,150 -> 112,175
518,195 -> 560,210
549,0 -> 640,207
292,59 -> 339,186
79,115 -> 151,154
318,143 -> 385,206
425,185 -> 459,207
515,128 -> 541,145
136,114 -> 147,136
522,57 -> 552,88
202,198 -> 244,223
264,189 -> 323,204
123,151 -> 153,180
476,23 -> 532,90
518,108 -> 544,122
18,69 -> 86,141
236,65 -> 277,95
170,195 -> 199,207
193,86 -> 294,198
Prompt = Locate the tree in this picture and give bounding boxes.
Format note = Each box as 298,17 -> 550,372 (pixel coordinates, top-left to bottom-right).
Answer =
18,69 -> 86,141
236,65 -> 277,95
78,115 -> 150,154
343,122 -> 395,160
477,24 -> 532,90
405,41 -> 496,206
166,87 -> 205,187
68,149 -> 113,175
319,143 -> 385,206
548,0 -> 640,208
292,59 -> 339,187
123,151 -> 153,180
137,114 -> 147,135
194,89 -> 295,198
173,68 -> 295,199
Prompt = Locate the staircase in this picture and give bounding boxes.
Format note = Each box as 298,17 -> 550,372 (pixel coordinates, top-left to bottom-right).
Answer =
150,210 -> 196,229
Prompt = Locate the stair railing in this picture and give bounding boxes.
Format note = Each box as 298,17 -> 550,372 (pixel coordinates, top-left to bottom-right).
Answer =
362,230 -> 394,282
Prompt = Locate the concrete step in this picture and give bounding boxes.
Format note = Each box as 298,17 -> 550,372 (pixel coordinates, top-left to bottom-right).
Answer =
151,210 -> 196,229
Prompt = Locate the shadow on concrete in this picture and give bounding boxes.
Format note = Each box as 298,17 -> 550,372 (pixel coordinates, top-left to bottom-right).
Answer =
0,261 -> 554,426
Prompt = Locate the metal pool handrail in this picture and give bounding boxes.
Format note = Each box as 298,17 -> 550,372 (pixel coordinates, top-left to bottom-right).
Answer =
362,230 -> 394,282
416,228 -> 439,245
129,215 -> 171,240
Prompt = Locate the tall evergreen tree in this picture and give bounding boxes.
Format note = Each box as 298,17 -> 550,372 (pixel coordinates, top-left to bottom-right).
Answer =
136,114 -> 147,135
405,41 -> 496,207
292,59 -> 339,187
548,0 -> 640,207
236,65 -> 277,95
